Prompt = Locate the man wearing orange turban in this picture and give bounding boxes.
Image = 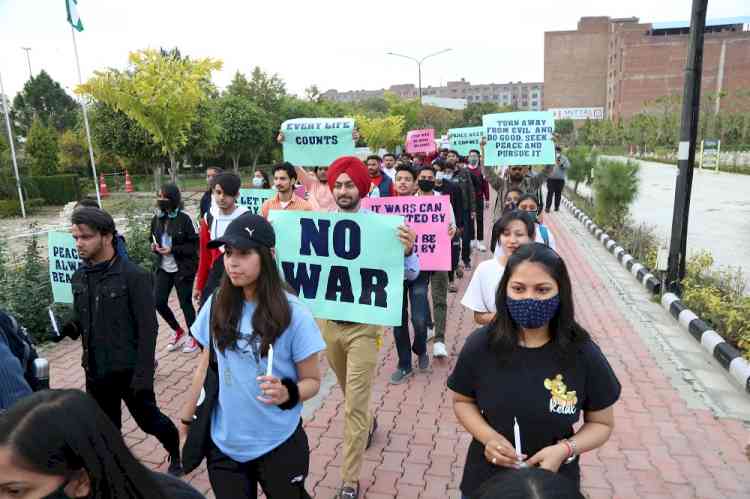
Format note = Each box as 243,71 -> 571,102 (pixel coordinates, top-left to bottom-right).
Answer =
324,155 -> 420,499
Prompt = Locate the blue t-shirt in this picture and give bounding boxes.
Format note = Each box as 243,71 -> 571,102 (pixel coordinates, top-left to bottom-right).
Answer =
191,292 -> 325,463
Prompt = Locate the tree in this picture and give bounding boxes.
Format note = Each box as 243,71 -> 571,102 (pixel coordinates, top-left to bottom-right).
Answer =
305,85 -> 322,103
58,128 -> 89,174
180,99 -> 221,167
226,71 -> 252,99
417,105 -> 456,135
247,66 -> 286,119
556,119 -> 575,144
77,49 -> 222,184
593,159 -> 640,230
355,114 -> 405,152
89,102 -> 163,175
461,102 -> 504,127
566,146 -> 598,194
25,119 -> 59,176
217,94 -> 273,171
11,70 -> 78,138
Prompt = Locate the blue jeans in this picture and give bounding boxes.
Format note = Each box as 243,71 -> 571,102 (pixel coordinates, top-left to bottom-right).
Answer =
393,271 -> 430,370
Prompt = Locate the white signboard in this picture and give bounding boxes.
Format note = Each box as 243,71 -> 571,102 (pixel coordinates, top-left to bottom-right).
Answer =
548,107 -> 604,120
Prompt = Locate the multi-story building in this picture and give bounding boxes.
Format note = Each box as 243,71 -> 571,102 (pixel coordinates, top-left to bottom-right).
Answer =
321,79 -> 544,111
545,16 -> 750,121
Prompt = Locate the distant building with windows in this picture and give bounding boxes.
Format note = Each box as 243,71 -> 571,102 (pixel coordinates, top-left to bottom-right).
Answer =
321,79 -> 544,111
545,16 -> 750,120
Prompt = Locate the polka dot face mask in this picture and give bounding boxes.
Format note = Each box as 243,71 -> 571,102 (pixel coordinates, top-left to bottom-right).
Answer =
506,295 -> 560,329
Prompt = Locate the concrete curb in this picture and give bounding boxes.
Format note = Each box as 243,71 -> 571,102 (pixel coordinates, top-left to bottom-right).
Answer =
561,196 -> 750,395
661,293 -> 750,395
561,197 -> 661,294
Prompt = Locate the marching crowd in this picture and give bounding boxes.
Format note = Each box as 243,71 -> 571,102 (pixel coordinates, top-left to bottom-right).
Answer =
5,138 -> 718,499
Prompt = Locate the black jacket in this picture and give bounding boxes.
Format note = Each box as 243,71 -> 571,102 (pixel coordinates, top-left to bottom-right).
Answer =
150,211 -> 199,279
454,168 -> 476,212
436,182 -> 464,229
69,256 -> 158,390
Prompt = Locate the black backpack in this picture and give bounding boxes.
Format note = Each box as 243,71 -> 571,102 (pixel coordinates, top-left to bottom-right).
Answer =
0,311 -> 42,391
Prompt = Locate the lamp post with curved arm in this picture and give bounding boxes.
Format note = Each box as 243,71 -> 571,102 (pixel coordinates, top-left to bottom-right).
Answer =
386,49 -> 452,105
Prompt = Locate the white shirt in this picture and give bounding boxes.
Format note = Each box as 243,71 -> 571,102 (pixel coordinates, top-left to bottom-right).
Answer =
383,167 -> 396,180
492,223 -> 556,258
461,258 -> 506,314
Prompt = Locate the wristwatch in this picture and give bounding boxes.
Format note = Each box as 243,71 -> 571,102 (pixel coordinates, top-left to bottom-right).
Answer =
561,438 -> 578,464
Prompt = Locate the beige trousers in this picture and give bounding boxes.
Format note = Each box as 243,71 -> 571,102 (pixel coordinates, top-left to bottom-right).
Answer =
321,320 -> 381,483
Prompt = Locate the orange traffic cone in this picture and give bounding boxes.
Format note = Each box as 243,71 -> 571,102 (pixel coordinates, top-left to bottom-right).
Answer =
99,174 -> 109,198
124,170 -> 134,193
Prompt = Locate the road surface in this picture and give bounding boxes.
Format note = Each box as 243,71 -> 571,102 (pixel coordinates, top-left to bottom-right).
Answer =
581,157 -> 750,291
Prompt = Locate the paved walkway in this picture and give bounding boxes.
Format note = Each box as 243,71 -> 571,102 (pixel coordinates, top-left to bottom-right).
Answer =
45,205 -> 750,498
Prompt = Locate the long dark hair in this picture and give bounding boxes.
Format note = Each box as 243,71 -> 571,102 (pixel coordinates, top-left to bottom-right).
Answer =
476,467 -> 584,499
0,390 -> 167,499
490,210 -> 536,253
490,242 -> 590,365
211,245 -> 292,355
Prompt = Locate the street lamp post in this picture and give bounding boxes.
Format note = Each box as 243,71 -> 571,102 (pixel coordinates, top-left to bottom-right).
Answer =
21,47 -> 32,79
386,49 -> 452,104
666,0 -> 708,293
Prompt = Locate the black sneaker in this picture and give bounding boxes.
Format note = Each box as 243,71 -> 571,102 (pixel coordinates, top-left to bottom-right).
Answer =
366,416 -> 378,450
390,368 -> 413,385
335,484 -> 359,499
418,353 -> 430,372
167,452 -> 184,477
464,262 -> 472,271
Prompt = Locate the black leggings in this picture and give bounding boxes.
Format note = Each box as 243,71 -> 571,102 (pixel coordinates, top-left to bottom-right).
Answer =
207,422 -> 312,499
154,269 -> 195,332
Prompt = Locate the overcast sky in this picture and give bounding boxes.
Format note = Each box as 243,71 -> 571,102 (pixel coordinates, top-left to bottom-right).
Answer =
1,0 -> 748,102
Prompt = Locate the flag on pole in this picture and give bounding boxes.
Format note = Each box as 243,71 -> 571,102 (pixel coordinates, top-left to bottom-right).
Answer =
66,0 -> 84,32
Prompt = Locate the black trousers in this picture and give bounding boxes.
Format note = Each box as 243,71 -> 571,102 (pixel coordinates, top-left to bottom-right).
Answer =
449,234 -> 461,282
207,422 -> 311,499
474,200 -> 484,241
546,179 -> 565,211
86,370 -> 179,457
154,269 -> 196,332
460,210 -> 473,266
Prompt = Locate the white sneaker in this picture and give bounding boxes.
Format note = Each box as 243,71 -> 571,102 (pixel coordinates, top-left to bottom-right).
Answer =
470,240 -> 478,249
182,337 -> 199,353
478,242 -> 487,252
426,327 -> 435,342
433,342 -> 448,358
166,329 -> 187,352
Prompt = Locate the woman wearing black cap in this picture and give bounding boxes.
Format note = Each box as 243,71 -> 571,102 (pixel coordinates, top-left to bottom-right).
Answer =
150,184 -> 200,354
179,213 -> 326,499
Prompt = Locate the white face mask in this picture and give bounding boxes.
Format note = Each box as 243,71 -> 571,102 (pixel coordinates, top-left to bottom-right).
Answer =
252,177 -> 264,187
436,172 -> 445,181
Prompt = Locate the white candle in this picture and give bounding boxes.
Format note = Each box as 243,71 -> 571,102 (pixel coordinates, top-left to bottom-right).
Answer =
48,308 -> 60,337
266,345 -> 274,377
514,417 -> 522,459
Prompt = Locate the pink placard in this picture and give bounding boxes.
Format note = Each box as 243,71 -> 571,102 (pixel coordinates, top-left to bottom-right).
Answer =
362,195 -> 452,271
406,128 -> 436,154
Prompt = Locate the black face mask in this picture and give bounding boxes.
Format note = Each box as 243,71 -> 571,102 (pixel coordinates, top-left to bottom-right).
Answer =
418,179 -> 435,192
157,200 -> 171,212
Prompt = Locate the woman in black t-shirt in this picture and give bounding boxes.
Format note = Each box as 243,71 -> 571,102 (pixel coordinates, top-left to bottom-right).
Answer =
448,243 -> 621,498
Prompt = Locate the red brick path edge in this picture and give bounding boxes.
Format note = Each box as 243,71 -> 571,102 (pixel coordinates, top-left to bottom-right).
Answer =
45,208 -> 750,498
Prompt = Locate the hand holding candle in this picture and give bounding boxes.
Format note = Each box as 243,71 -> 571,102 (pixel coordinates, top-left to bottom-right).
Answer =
266,344 -> 274,377
48,308 -> 60,337
514,417 -> 526,466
